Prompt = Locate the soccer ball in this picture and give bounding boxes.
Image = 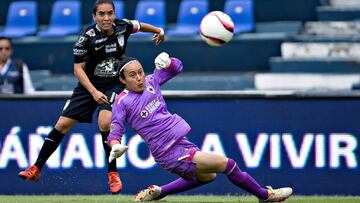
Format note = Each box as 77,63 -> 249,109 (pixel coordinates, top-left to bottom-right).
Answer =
200,11 -> 234,46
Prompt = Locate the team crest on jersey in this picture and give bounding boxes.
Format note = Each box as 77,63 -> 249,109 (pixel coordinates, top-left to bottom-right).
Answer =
147,85 -> 155,94
140,110 -> 149,118
78,36 -> 86,43
86,28 -> 96,37
117,35 -> 124,47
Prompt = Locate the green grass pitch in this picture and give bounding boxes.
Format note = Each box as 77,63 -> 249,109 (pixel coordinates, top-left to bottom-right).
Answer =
0,195 -> 360,203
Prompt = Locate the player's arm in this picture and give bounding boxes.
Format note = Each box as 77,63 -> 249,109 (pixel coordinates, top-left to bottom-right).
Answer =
73,33 -> 108,104
139,22 -> 165,45
153,52 -> 183,85
107,103 -> 128,162
74,63 -> 109,104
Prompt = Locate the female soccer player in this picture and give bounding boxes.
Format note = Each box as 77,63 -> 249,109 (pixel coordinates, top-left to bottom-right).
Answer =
18,0 -> 165,194
107,53 -> 293,202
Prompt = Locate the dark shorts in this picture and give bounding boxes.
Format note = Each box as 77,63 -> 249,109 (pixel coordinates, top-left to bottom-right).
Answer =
61,84 -> 123,123
156,138 -> 200,182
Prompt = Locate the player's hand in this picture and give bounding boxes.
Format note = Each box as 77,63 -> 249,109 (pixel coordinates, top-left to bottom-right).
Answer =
154,52 -> 171,69
91,90 -> 109,104
152,28 -> 165,45
109,144 -> 129,163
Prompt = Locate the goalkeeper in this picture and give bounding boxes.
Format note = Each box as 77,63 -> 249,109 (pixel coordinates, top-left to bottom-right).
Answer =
108,52 -> 293,202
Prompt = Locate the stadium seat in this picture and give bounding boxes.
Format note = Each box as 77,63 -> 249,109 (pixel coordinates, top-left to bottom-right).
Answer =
0,1 -> 37,38
114,0 -> 125,19
37,0 -> 81,37
135,0 -> 166,29
133,0 -> 166,37
167,0 -> 208,36
224,0 -> 254,34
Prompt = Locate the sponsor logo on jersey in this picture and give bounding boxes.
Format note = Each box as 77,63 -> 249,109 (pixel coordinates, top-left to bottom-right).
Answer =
73,48 -> 87,56
94,57 -> 118,77
105,43 -> 117,53
95,45 -> 104,51
86,28 -> 96,37
141,97 -> 161,119
117,35 -> 124,47
95,37 -> 108,44
147,85 -> 155,94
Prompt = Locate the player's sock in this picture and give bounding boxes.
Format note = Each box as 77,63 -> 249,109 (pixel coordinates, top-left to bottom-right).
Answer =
224,159 -> 268,200
34,128 -> 65,170
101,130 -> 117,172
157,178 -> 212,199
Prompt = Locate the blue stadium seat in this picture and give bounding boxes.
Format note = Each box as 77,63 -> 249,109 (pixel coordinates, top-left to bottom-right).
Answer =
0,1 -> 37,38
224,0 -> 254,34
167,0 -> 208,36
114,0 -> 124,19
134,0 -> 166,37
38,0 -> 81,37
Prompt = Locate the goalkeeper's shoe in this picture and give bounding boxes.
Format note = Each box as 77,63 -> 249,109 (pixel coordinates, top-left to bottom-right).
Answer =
259,186 -> 293,202
108,172 -> 122,194
18,165 -> 41,182
134,185 -> 161,202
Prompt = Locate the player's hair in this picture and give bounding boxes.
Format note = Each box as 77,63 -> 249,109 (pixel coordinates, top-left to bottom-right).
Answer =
0,36 -> 12,45
116,57 -> 138,79
92,0 -> 115,15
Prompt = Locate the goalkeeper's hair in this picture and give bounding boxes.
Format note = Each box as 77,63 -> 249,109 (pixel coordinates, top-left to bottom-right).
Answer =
116,57 -> 138,79
93,0 -> 115,15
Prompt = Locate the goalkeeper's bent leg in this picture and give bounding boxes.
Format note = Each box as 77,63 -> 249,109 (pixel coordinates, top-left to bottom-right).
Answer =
223,158 -> 268,200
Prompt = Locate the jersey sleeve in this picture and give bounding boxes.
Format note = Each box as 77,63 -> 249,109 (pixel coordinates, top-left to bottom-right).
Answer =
122,18 -> 141,34
107,102 -> 127,144
153,57 -> 183,86
73,32 -> 89,63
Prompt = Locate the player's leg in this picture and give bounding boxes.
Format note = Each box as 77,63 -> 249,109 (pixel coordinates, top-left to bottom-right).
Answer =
98,109 -> 122,194
193,151 -> 292,202
19,85 -> 96,182
135,139 -> 214,202
98,86 -> 123,194
18,116 -> 77,181
193,152 -> 269,199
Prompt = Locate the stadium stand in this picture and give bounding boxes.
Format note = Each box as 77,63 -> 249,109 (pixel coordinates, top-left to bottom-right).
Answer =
133,0 -> 166,37
224,0 -> 254,34
4,0 -> 360,91
167,0 -> 208,36
317,0 -> 360,21
113,0 -> 125,19
37,0 -> 81,37
0,1 -> 37,38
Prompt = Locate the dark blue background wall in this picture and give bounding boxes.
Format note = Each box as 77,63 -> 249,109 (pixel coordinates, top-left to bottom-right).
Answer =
0,95 -> 359,195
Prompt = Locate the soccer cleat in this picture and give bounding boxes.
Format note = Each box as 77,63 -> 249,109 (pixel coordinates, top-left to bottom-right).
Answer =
108,172 -> 122,194
18,165 -> 41,182
259,186 -> 293,202
134,185 -> 161,202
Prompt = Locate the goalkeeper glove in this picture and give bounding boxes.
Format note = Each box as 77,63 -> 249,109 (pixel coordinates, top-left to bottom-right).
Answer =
108,144 -> 128,163
154,52 -> 171,69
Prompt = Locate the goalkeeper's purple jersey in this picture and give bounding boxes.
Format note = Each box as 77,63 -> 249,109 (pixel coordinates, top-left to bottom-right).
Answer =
108,58 -> 191,158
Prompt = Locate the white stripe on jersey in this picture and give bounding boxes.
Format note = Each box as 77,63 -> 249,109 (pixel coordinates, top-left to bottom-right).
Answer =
130,20 -> 141,33
116,89 -> 129,104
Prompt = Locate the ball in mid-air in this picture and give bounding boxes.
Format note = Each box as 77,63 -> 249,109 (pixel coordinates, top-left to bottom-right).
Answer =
200,11 -> 234,46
